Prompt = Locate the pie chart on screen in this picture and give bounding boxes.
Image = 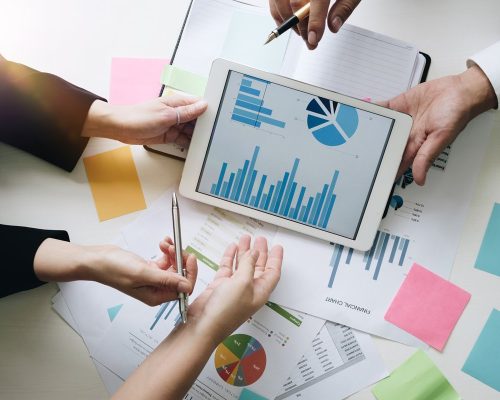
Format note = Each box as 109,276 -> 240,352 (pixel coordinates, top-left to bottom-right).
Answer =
306,97 -> 359,146
214,334 -> 266,387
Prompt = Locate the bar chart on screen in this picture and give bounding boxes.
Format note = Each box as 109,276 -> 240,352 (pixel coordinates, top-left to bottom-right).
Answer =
327,231 -> 412,287
231,75 -> 286,130
209,145 -> 340,230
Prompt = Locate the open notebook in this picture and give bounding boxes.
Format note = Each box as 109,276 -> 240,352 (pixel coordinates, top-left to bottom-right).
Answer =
145,0 -> 430,158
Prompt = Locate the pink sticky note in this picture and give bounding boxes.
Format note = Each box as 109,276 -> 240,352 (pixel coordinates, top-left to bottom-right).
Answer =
109,57 -> 169,105
385,263 -> 471,351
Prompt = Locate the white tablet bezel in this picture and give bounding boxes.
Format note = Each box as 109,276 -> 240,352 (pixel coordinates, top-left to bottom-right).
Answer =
180,59 -> 411,251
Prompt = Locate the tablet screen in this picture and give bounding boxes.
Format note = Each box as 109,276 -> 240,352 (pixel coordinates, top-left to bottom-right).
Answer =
196,71 -> 395,239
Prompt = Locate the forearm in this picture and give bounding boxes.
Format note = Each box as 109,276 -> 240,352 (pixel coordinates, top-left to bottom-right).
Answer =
33,238 -> 107,283
113,320 -> 220,400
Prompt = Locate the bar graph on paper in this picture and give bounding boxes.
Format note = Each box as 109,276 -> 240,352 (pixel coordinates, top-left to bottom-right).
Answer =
327,231 -> 411,286
231,75 -> 286,129
150,301 -> 180,331
209,145 -> 339,230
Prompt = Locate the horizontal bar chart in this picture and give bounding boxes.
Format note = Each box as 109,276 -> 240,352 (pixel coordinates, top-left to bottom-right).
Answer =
231,75 -> 286,129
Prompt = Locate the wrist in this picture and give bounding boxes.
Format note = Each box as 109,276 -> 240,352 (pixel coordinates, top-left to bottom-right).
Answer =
81,100 -> 115,139
34,239 -> 92,282
458,65 -> 497,118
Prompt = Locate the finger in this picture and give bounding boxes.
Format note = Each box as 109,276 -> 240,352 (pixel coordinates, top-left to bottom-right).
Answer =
218,242 -> 238,278
236,234 -> 251,270
235,249 -> 260,281
273,0 -> 295,33
290,0 -> 309,44
327,0 -> 361,33
174,132 -> 191,148
412,132 -> 450,186
269,0 -> 284,25
307,0 -> 330,48
252,236 -> 269,270
185,254 -> 198,294
255,244 -> 283,296
163,94 -> 202,107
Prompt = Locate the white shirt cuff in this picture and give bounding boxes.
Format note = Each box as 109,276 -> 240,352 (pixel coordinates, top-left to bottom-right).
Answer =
467,41 -> 500,108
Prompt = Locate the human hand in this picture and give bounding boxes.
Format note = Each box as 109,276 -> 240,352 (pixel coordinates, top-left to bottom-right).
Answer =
82,94 -> 208,147
269,0 -> 361,49
34,237 -> 197,306
379,65 -> 497,185
188,235 -> 283,343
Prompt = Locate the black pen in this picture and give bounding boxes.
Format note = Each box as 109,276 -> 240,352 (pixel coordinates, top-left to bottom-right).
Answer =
265,2 -> 310,45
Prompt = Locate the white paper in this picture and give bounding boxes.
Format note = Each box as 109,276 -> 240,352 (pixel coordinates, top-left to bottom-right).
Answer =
275,322 -> 387,400
269,113 -> 493,344
281,24 -> 419,102
94,195 -> 324,399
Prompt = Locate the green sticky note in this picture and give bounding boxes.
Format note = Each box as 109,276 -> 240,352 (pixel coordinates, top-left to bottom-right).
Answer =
161,65 -> 207,97
462,309 -> 500,391
372,350 -> 460,400
475,203 -> 500,277
221,11 -> 289,74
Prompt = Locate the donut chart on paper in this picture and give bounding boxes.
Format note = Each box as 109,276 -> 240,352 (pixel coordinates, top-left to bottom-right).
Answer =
214,334 -> 266,386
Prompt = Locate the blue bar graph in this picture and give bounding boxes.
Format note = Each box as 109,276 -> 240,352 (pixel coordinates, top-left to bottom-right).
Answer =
231,75 -> 286,129
208,145 -> 340,230
150,301 -> 178,331
327,232 -> 411,287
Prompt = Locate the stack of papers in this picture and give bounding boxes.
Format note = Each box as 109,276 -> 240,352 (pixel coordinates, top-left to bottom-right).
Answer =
54,189 -> 387,399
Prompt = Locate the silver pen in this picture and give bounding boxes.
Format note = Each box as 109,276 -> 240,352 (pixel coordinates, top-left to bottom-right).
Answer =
172,192 -> 188,323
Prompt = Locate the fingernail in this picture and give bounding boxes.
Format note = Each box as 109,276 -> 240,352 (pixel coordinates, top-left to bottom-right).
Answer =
332,16 -> 343,33
308,31 -> 317,46
178,281 -> 190,293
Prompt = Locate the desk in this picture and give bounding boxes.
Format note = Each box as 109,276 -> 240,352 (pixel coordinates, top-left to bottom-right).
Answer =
0,1 -> 499,399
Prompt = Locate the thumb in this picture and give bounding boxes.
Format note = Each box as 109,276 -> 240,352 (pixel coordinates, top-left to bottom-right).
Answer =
175,100 -> 208,124
142,267 -> 192,293
327,0 -> 361,33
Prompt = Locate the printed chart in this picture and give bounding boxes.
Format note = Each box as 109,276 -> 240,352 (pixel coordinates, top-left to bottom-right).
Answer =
328,231 -> 411,286
215,334 -> 267,387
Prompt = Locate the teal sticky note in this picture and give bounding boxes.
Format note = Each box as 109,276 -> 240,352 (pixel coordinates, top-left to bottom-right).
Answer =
462,309 -> 500,392
475,203 -> 500,277
238,388 -> 268,400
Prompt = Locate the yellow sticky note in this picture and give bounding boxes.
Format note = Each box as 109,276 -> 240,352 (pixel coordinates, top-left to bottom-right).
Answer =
83,146 -> 146,221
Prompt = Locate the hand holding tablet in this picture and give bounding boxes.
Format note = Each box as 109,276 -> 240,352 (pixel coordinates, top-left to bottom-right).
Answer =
180,59 -> 412,250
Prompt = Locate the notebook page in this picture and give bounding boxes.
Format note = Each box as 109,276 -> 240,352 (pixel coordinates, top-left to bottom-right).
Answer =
172,0 -> 285,78
281,24 -> 419,101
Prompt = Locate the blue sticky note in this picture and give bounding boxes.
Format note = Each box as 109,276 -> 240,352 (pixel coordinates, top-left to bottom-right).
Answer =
238,388 -> 268,400
462,309 -> 500,391
475,203 -> 500,277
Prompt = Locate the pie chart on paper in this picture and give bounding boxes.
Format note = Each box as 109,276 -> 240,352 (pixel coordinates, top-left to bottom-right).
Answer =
306,97 -> 359,146
214,333 -> 266,387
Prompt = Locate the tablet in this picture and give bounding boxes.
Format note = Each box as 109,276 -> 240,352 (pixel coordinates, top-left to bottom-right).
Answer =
180,59 -> 412,251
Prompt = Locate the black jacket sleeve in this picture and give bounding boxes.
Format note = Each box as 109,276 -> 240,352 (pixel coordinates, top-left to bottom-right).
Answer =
0,224 -> 70,298
0,55 -> 105,171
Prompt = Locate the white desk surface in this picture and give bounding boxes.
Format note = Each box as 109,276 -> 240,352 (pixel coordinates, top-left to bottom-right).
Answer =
1,1 -> 500,399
